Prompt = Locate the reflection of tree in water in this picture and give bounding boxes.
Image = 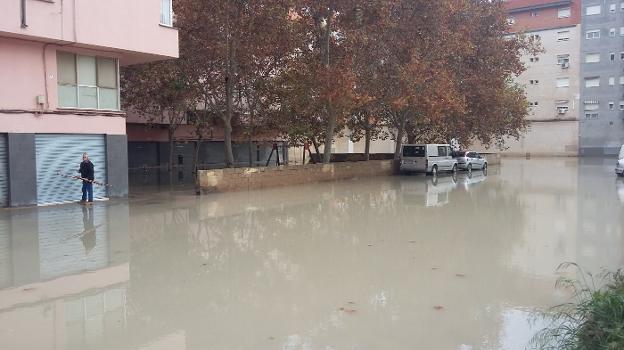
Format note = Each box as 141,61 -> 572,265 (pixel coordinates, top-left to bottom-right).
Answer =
126,177 -> 537,348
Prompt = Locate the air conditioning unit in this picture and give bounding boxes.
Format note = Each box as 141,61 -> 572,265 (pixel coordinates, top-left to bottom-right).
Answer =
557,107 -> 568,114
561,62 -> 569,69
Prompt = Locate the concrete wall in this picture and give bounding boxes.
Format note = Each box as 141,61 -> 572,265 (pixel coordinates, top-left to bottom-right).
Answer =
199,160 -> 394,193
0,0 -> 178,64
579,0 -> 624,155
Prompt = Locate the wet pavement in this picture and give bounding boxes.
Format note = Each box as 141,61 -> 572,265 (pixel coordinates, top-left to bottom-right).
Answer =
0,158 -> 623,350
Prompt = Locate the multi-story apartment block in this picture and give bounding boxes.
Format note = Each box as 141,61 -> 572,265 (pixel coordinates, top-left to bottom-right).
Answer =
579,1 -> 624,155
495,0 -> 582,157
0,0 -> 179,206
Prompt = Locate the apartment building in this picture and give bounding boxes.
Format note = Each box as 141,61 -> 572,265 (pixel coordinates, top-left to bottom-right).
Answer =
493,0 -> 582,156
579,1 -> 624,155
0,0 -> 179,206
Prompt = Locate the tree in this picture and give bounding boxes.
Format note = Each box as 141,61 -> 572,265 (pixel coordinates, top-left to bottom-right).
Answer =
177,0 -> 296,168
121,59 -> 199,172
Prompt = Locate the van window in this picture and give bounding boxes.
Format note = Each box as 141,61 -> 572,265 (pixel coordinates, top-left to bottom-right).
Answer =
438,146 -> 447,157
619,146 -> 624,159
403,145 -> 426,157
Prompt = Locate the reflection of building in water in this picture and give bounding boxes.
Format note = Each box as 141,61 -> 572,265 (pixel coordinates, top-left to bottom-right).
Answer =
0,203 -> 130,350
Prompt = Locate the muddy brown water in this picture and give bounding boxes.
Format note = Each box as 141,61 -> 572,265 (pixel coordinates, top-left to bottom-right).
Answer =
0,158 -> 623,349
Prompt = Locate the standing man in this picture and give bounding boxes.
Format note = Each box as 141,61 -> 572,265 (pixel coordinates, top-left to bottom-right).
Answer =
78,153 -> 95,204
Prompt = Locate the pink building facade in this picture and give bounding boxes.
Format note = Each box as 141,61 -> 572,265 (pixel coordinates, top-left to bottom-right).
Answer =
0,0 -> 179,206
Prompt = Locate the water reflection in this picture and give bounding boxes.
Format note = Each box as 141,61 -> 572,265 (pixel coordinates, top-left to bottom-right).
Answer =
0,158 -> 623,349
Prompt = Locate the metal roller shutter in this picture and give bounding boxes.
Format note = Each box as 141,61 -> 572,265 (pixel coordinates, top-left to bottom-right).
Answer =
0,134 -> 7,207
35,134 -> 108,205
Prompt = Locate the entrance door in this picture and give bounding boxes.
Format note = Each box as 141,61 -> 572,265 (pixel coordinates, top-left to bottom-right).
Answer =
35,134 -> 108,205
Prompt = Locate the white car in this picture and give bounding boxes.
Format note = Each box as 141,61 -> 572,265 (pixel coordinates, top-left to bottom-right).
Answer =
400,144 -> 458,176
616,145 -> 624,177
454,151 -> 487,171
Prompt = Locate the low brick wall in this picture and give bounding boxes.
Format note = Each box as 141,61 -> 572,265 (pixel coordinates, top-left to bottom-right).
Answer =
199,160 -> 394,193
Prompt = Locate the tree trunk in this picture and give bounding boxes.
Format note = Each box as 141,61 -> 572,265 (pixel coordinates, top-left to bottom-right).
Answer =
312,138 -> 321,162
364,125 -> 371,161
393,112 -> 407,160
247,135 -> 253,167
223,121 -> 234,167
193,140 -> 201,195
323,104 -> 336,164
168,128 -> 175,172
407,133 -> 416,144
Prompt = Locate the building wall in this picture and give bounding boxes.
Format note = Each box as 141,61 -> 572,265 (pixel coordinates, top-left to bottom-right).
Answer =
507,0 -> 581,32
0,0 -> 178,64
579,0 -> 624,155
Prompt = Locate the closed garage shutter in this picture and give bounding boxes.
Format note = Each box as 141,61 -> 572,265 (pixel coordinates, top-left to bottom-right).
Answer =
0,134 -> 7,207
36,134 -> 108,205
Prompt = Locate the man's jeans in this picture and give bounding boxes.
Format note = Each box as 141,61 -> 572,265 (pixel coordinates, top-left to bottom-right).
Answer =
82,182 -> 93,202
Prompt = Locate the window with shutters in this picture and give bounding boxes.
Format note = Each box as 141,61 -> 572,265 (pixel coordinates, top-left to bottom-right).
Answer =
586,30 -> 600,39
585,77 -> 600,88
585,53 -> 600,63
558,7 -> 571,18
556,78 -> 570,88
57,52 -> 119,110
586,5 -> 601,15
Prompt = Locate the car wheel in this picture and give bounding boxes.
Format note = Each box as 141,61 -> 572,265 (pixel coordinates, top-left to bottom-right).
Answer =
452,164 -> 458,174
482,163 -> 487,171
467,163 -> 472,172
431,165 -> 438,176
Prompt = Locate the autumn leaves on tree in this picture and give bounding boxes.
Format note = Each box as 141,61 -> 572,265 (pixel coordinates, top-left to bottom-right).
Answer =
122,0 -> 538,167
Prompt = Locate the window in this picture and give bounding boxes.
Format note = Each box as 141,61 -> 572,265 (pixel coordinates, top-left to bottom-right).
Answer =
530,56 -> 540,63
586,30 -> 600,39
621,52 -> 624,61
557,54 -> 570,66
437,146 -> 447,157
609,101 -> 615,110
620,76 -> 624,84
507,16 -> 515,25
557,31 -> 570,41
586,5 -> 601,15
160,0 -> 173,26
403,146 -> 425,157
584,100 -> 599,111
556,77 -> 570,87
611,53 -> 616,61
585,113 -> 599,119
56,52 -> 119,110
530,79 -> 539,85
610,28 -> 616,37
585,53 -> 600,63
610,77 -> 616,85
557,106 -> 569,114
585,77 -> 600,87
620,27 -> 624,36
558,7 -> 571,18
529,101 -> 539,107
531,11 -> 539,17
611,3 -> 617,12
622,2 -> 624,11
620,102 -> 624,111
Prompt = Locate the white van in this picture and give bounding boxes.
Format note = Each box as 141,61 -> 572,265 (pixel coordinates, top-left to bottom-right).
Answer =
400,144 -> 458,176
616,145 -> 624,176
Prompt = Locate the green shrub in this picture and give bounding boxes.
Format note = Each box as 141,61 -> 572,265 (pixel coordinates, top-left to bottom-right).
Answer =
531,263 -> 624,350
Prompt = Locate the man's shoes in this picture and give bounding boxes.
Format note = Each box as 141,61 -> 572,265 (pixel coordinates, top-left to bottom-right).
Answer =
79,200 -> 86,204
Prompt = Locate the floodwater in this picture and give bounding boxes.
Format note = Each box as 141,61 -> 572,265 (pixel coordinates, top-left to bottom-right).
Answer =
0,158 -> 623,350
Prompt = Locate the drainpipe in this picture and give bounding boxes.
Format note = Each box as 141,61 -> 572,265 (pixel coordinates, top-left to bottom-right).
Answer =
20,0 -> 28,28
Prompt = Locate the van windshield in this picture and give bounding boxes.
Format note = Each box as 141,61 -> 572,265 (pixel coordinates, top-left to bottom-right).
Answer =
403,146 -> 425,157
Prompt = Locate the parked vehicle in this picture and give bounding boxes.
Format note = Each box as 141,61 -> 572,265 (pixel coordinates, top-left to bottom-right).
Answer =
616,145 -> 624,176
453,150 -> 487,171
400,144 -> 458,175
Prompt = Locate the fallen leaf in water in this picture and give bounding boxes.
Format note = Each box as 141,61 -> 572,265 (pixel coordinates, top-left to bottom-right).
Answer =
22,287 -> 35,292
455,273 -> 466,278
343,309 -> 357,314
202,263 -> 208,266
339,307 -> 344,311
409,240 -> 416,243
347,301 -> 355,305
268,337 -> 275,341
431,267 -> 439,270
367,244 -> 373,247
433,305 -> 444,310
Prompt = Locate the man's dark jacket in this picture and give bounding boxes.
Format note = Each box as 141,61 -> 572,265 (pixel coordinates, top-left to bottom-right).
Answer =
79,160 -> 95,181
